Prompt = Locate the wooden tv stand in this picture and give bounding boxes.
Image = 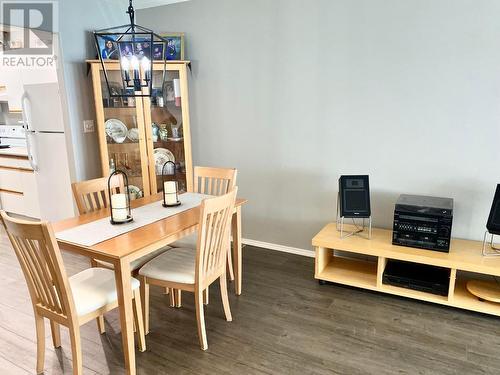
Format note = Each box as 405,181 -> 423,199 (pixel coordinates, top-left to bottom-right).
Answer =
312,223 -> 500,317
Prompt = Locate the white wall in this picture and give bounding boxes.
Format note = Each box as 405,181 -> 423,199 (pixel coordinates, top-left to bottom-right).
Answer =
139,0 -> 500,249
59,0 -> 127,181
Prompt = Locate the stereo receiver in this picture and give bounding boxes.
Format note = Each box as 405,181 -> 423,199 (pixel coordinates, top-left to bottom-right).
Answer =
392,194 -> 453,252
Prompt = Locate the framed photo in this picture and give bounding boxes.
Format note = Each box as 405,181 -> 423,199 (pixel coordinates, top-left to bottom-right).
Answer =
160,32 -> 185,60
134,41 -> 151,59
152,43 -> 164,60
119,42 -> 133,58
164,81 -> 175,102
97,37 -> 119,60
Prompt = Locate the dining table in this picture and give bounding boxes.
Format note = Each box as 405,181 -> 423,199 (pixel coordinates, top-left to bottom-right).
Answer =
52,192 -> 247,375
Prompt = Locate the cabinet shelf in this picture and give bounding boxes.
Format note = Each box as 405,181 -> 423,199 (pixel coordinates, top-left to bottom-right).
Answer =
317,256 -> 377,290
90,60 -> 193,197
104,107 -> 137,114
107,142 -> 140,148
380,284 -> 448,304
452,277 -> 500,316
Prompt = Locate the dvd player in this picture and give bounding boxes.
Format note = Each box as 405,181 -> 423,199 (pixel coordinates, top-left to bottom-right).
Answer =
382,259 -> 450,296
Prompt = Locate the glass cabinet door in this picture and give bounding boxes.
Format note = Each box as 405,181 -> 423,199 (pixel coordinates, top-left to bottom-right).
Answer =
94,65 -> 150,198
143,63 -> 192,195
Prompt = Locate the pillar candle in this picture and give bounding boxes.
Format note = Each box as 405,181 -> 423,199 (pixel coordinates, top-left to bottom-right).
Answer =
164,181 -> 178,205
111,193 -> 128,221
164,181 -> 177,193
164,192 -> 178,205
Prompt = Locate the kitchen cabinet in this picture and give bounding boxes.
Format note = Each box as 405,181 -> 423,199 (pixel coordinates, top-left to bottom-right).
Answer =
0,154 -> 41,218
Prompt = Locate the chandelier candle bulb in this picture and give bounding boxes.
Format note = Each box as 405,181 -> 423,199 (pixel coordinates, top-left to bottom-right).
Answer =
121,57 -> 131,82
141,57 -> 151,81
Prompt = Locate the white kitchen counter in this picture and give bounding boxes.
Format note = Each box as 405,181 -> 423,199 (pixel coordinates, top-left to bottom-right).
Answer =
0,147 -> 28,158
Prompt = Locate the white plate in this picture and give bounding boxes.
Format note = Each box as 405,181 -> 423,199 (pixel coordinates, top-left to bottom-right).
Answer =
127,185 -> 143,200
127,128 -> 139,142
154,148 -> 175,174
105,119 -> 127,143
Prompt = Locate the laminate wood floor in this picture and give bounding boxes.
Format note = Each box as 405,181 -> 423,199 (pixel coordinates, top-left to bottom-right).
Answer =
1,229 -> 500,374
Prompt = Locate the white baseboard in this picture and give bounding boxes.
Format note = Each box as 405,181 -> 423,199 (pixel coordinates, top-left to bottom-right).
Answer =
241,238 -> 315,258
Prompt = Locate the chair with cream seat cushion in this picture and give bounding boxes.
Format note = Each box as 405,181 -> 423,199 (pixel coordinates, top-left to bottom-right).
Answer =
71,176 -> 172,331
139,188 -> 238,350
0,211 -> 146,375
69,268 -> 140,316
169,166 -> 237,305
139,248 -> 196,284
169,233 -> 196,249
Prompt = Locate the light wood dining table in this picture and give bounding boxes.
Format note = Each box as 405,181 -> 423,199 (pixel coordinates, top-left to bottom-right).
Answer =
52,192 -> 247,375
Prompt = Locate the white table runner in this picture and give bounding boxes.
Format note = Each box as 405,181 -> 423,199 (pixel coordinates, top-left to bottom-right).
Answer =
55,193 -> 210,247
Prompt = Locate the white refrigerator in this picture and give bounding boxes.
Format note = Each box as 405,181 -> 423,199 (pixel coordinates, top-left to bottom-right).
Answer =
21,82 -> 75,221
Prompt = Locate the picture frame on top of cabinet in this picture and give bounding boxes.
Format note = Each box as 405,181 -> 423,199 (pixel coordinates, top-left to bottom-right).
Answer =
152,43 -> 164,60
160,32 -> 185,60
97,38 -> 120,60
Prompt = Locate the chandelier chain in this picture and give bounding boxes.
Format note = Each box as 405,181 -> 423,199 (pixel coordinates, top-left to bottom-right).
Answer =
126,0 -> 135,30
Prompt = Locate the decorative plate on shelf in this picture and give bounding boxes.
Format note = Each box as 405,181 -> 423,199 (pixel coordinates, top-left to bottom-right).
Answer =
154,148 -> 175,175
127,128 -> 139,142
127,185 -> 143,200
105,119 -> 127,143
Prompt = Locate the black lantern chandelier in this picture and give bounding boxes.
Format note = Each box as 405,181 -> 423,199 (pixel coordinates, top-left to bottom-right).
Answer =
94,0 -> 168,98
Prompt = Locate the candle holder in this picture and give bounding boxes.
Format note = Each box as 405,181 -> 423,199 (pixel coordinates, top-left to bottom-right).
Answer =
161,160 -> 181,207
108,170 -> 134,224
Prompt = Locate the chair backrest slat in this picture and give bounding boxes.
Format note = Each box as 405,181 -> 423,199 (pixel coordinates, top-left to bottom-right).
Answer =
1,211 -> 75,320
193,167 -> 237,197
72,175 -> 124,214
196,188 -> 237,283
26,238 -> 60,312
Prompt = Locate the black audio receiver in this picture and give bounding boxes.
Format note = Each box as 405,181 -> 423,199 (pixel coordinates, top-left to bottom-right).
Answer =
392,194 -> 453,252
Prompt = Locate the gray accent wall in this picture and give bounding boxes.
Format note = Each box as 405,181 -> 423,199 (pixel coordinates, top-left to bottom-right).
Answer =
59,0 -> 127,181
139,0 -> 500,250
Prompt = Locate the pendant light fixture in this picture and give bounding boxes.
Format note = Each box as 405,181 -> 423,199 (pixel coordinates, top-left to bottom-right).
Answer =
94,0 -> 168,98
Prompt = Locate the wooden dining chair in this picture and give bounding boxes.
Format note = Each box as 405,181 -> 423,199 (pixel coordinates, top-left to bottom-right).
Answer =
170,166 -> 237,306
0,211 -> 146,375
71,174 -> 124,215
71,176 -> 173,333
139,188 -> 237,350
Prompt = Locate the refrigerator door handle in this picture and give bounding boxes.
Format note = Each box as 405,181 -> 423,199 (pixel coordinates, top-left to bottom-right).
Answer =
25,131 -> 39,171
21,93 -> 39,171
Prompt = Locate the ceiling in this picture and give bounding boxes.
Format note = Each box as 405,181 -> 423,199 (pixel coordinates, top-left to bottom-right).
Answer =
133,0 -> 189,9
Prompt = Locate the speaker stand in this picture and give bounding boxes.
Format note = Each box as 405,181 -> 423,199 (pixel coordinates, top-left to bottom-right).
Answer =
482,230 -> 500,256
336,193 -> 372,239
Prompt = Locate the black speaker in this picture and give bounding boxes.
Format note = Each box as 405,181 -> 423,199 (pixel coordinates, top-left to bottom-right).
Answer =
487,184 -> 500,235
339,175 -> 371,218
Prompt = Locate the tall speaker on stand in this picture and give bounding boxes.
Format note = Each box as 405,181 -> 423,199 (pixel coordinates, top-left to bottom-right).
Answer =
336,175 -> 372,239
466,184 -> 500,303
482,184 -> 500,256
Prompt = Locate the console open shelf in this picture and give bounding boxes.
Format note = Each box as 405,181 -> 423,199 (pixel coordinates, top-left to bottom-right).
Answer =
313,223 -> 500,317
380,284 -> 448,304
452,275 -> 500,316
316,254 -> 377,290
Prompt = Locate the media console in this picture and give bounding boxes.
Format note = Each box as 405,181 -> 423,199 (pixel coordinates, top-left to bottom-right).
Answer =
313,223 -> 500,317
